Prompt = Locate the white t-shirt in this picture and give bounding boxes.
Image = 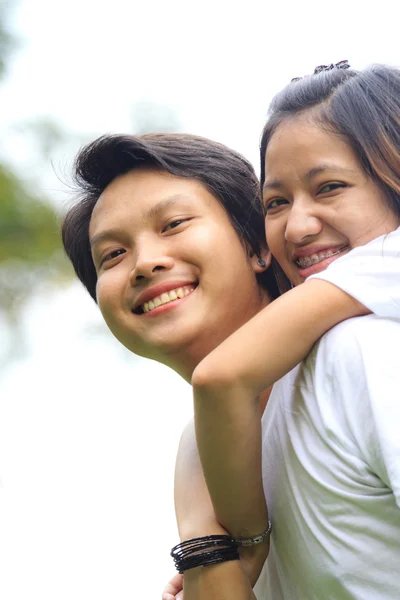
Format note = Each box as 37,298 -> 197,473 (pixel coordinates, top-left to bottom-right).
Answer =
254,228 -> 400,599
307,227 -> 400,318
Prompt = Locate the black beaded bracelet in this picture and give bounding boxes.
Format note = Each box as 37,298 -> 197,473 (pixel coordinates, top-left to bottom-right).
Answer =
171,534 -> 239,574
170,521 -> 272,574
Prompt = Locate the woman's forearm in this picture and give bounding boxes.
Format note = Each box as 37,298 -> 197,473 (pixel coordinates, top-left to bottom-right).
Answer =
193,383 -> 268,540
174,420 -> 268,588
175,419 -> 227,540
183,562 -> 257,600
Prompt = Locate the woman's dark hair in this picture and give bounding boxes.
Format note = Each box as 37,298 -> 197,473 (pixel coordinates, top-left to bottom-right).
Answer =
62,133 -> 284,302
260,64 -> 400,219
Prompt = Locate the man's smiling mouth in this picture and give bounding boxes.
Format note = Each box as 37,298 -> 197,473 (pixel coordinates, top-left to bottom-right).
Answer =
134,284 -> 196,314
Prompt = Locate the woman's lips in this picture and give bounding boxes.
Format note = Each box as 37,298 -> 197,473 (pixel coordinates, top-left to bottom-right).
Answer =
294,246 -> 350,278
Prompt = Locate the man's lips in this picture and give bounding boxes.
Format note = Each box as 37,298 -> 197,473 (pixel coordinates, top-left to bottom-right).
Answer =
132,280 -> 197,313
140,285 -> 196,316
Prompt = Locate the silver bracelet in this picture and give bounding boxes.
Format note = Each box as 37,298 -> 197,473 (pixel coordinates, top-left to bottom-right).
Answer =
234,519 -> 272,547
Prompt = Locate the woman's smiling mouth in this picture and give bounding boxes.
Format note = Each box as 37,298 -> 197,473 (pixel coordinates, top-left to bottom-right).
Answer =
295,246 -> 349,269
293,245 -> 350,278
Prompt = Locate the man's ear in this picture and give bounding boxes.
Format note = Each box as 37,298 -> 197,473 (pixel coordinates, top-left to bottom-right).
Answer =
250,244 -> 272,273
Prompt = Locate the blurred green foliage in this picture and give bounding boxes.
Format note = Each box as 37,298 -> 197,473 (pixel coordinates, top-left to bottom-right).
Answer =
0,165 -> 70,320
0,2 -> 15,80
0,2 -> 72,361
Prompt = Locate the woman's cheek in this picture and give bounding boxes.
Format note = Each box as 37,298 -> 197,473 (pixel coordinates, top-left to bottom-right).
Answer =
265,221 -> 283,260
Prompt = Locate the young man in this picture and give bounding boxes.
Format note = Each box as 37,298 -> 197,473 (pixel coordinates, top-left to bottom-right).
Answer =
62,132 -> 281,599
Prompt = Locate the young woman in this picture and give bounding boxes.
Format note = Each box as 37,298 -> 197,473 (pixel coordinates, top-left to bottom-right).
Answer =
167,64 -> 400,600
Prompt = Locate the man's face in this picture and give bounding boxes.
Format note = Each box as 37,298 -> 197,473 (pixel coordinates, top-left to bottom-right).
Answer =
89,168 -> 270,375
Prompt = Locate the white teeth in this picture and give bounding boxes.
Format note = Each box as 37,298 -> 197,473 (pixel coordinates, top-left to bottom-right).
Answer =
140,285 -> 195,313
296,249 -> 343,269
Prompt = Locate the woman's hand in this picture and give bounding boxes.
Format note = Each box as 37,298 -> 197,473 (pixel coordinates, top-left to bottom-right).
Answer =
162,573 -> 184,600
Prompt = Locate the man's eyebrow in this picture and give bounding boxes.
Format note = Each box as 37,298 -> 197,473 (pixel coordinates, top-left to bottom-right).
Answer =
90,228 -> 124,250
90,194 -> 194,249
147,194 -> 193,220
263,165 -> 356,193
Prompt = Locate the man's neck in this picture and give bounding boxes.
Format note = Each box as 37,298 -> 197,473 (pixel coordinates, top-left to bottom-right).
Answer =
163,288 -> 273,383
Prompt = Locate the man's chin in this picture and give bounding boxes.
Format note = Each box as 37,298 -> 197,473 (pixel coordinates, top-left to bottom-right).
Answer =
118,332 -> 198,362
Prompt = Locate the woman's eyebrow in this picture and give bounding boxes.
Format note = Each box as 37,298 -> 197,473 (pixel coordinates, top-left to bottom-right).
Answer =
305,165 -> 357,180
263,165 -> 357,192
263,179 -> 283,193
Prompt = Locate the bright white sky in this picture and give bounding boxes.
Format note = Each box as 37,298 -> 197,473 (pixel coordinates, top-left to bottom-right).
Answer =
0,0 -> 399,598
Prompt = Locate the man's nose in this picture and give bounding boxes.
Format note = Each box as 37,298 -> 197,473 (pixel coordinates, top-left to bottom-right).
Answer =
129,246 -> 175,283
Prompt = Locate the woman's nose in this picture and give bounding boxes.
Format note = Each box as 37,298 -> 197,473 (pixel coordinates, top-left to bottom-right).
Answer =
284,203 -> 323,243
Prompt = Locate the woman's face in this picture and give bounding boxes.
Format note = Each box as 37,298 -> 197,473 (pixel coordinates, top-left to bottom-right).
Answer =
263,115 -> 399,286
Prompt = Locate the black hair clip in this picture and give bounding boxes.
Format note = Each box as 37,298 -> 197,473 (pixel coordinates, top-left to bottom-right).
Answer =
313,60 -> 350,74
291,60 -> 350,83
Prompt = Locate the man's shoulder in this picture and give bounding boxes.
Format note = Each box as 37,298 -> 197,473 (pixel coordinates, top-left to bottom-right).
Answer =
322,313 -> 398,344
315,314 -> 400,368
299,316 -> 400,425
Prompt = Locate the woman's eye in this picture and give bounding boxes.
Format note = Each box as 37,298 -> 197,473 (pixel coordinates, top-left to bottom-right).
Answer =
264,198 -> 288,212
318,182 -> 346,194
100,248 -> 126,266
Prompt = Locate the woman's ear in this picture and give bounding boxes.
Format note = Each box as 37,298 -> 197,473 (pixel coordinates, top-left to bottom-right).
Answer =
250,244 -> 272,273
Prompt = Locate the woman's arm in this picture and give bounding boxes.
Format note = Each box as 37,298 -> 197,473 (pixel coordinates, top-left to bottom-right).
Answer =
174,420 -> 268,593
194,279 -> 369,395
162,564 -> 257,600
175,420 -> 226,541
182,561 -> 257,600
169,420 -> 263,600
192,279 -> 369,543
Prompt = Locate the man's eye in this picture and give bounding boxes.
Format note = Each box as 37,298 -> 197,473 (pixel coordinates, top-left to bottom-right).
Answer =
264,198 -> 288,212
100,249 -> 126,266
318,182 -> 346,194
164,219 -> 188,232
